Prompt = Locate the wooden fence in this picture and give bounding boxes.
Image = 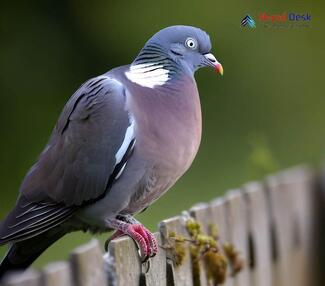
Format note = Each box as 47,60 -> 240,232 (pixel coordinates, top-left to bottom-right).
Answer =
1,165 -> 323,286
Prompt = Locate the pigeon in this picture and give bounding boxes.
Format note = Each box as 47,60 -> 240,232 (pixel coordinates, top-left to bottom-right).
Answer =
0,25 -> 223,277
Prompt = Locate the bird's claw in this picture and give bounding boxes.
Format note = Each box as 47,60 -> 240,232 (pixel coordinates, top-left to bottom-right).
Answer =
123,224 -> 157,262
105,221 -> 158,262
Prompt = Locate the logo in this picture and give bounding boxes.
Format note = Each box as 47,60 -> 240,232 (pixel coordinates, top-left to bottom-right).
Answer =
241,15 -> 256,28
259,12 -> 312,22
259,12 -> 312,28
241,12 -> 312,29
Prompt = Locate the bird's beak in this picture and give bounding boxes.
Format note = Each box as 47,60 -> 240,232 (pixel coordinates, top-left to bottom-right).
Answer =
204,53 -> 224,75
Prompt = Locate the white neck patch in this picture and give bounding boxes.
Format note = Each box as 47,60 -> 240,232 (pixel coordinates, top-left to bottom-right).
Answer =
125,63 -> 170,88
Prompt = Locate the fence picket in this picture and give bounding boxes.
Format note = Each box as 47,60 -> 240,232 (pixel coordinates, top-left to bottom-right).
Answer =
243,182 -> 272,286
189,203 -> 211,286
210,198 -> 234,286
3,270 -> 40,286
316,168 -> 325,285
140,233 -> 167,286
225,190 -> 250,286
266,174 -> 294,286
159,216 -> 193,286
42,262 -> 72,286
108,232 -> 167,286
108,235 -> 141,286
280,167 -> 315,286
70,239 -> 106,286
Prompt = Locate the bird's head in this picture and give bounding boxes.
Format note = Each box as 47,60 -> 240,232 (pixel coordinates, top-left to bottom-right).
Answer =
135,25 -> 223,76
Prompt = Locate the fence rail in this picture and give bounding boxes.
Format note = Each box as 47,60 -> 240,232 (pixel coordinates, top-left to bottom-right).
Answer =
1,165 -> 322,286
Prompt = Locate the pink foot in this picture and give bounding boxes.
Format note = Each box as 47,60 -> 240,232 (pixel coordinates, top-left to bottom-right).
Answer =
127,224 -> 158,259
106,220 -> 158,261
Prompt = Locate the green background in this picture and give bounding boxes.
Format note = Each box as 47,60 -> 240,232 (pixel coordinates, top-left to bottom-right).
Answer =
0,1 -> 324,267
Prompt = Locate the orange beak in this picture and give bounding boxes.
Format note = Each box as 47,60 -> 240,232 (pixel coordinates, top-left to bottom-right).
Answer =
204,53 -> 224,75
215,63 -> 224,75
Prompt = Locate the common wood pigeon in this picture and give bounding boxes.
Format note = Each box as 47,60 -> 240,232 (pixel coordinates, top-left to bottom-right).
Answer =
0,25 -> 223,277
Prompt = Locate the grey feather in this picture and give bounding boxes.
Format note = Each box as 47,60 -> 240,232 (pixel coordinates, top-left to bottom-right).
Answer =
0,196 -> 75,244
20,76 -> 132,206
0,75 -> 135,245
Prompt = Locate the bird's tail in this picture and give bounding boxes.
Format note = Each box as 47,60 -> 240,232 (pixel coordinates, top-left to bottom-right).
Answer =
0,226 -> 67,280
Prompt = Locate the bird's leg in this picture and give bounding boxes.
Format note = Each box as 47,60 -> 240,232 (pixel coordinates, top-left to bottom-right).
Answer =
106,215 -> 139,244
117,214 -> 140,224
105,215 -> 158,261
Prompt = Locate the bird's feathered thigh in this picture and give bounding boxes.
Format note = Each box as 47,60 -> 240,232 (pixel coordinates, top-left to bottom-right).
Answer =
76,69 -> 202,229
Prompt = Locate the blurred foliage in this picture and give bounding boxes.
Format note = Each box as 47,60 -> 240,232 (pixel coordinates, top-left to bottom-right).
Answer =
0,1 -> 324,267
247,134 -> 279,179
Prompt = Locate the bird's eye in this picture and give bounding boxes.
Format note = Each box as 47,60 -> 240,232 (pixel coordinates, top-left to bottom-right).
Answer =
185,38 -> 197,50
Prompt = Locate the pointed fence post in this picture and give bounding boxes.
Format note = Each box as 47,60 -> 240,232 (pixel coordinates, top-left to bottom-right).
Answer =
159,216 -> 193,286
242,182 -> 272,286
189,203 -> 212,286
139,233 -> 167,286
42,262 -> 72,286
2,270 -> 41,286
316,166 -> 325,285
224,189 -> 250,286
108,235 -> 141,286
70,239 -> 106,286
210,198 -> 234,286
265,174 -> 295,286
108,233 -> 166,286
279,167 -> 315,286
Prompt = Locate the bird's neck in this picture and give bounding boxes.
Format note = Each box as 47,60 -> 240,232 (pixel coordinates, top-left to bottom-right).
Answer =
125,44 -> 183,89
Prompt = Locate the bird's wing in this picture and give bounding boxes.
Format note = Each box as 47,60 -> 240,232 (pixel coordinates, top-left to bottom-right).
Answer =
0,75 -> 135,243
22,75 -> 134,205
0,196 -> 76,244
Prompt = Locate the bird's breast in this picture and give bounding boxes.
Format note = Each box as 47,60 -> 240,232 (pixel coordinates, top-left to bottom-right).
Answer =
129,77 -> 202,180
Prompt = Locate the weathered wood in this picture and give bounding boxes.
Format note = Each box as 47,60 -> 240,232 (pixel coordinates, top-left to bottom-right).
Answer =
210,198 -> 233,286
3,270 -> 41,286
140,233 -> 167,286
190,203 -> 212,234
0,164 -> 319,286
108,235 -> 141,286
42,262 -> 72,286
265,174 -> 294,286
242,182 -> 272,286
279,167 -> 315,286
224,189 -> 250,286
70,239 -> 106,286
159,216 -> 193,286
265,167 -> 315,286
189,203 -> 211,286
316,167 -> 325,285
108,233 -> 166,286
